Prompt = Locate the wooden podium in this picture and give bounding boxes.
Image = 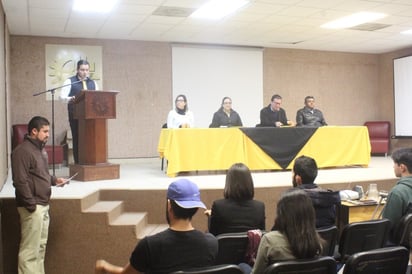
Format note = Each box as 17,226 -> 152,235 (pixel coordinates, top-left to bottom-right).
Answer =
69,90 -> 120,181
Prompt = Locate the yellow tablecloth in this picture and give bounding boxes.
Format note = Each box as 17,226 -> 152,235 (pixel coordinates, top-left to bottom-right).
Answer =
158,126 -> 371,177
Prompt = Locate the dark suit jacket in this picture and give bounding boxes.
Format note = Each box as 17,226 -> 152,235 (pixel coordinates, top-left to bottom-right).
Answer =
259,105 -> 288,127
208,198 -> 266,236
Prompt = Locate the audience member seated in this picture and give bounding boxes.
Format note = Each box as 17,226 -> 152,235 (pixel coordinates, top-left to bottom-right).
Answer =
167,94 -> 194,128
240,189 -> 323,274
95,179 -> 218,274
382,147 -> 412,242
296,96 -> 327,127
205,163 -> 265,236
259,94 -> 294,127
209,96 -> 243,128
286,155 -> 340,228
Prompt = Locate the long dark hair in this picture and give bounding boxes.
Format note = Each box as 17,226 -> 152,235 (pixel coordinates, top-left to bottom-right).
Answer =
274,188 -> 322,258
223,163 -> 254,201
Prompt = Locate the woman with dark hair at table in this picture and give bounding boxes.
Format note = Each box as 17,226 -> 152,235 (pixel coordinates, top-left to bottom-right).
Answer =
209,97 -> 243,128
205,163 -> 265,235
167,94 -> 194,128
242,188 -> 323,274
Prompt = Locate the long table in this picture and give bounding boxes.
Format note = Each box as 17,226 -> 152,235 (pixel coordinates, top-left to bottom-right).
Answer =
337,201 -> 384,236
158,126 -> 371,177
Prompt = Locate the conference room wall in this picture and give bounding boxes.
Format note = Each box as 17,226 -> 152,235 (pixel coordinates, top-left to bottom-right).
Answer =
263,48 -> 380,126
379,48 -> 412,150
8,35 -> 409,159
0,6 -> 8,191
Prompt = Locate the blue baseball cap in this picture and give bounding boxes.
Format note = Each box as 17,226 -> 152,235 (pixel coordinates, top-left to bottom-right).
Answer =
167,179 -> 206,209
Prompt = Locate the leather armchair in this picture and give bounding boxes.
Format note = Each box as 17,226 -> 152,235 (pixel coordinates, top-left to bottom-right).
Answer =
364,121 -> 390,156
12,124 -> 66,167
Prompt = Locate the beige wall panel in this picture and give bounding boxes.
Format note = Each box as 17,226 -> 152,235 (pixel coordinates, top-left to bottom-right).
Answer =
9,36 -> 412,158
263,48 -> 380,126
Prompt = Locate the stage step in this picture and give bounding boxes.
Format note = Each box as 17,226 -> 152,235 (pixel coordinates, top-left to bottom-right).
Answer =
111,212 -> 146,226
83,200 -> 124,223
81,191 -> 101,211
80,190 -> 168,239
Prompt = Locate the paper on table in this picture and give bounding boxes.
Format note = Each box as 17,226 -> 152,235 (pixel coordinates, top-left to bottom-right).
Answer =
346,199 -> 378,205
56,172 -> 78,186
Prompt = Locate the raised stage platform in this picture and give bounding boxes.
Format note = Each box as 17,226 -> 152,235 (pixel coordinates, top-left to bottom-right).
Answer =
0,156 -> 397,199
0,156 -> 398,274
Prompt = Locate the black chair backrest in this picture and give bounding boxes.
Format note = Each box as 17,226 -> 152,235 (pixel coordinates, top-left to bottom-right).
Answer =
394,213 -> 412,248
170,264 -> 244,274
343,246 -> 409,274
338,219 -> 390,262
215,232 -> 249,265
317,226 -> 338,257
263,256 -> 337,274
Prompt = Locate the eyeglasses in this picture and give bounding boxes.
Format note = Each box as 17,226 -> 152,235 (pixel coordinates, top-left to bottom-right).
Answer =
176,99 -> 185,102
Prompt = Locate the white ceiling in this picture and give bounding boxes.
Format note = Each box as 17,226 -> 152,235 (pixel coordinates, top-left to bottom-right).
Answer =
3,0 -> 412,54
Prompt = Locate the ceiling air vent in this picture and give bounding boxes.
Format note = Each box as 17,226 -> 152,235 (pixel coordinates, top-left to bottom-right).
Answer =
152,6 -> 195,17
349,23 -> 391,31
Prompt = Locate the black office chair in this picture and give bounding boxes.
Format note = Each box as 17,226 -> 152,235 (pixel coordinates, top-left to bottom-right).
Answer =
215,232 -> 249,265
337,219 -> 390,263
263,256 -> 337,274
317,226 -> 338,257
394,213 -> 412,248
343,246 -> 409,274
171,264 -> 244,274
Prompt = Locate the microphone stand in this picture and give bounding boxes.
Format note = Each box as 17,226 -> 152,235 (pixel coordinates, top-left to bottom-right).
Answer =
33,78 -> 87,176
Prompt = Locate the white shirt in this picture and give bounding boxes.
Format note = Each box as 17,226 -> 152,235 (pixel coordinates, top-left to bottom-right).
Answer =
59,77 -> 99,102
167,109 -> 194,128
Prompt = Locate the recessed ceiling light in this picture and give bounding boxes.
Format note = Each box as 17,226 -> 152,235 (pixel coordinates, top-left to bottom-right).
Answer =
401,29 -> 412,35
321,12 -> 387,29
73,0 -> 118,13
191,0 -> 249,20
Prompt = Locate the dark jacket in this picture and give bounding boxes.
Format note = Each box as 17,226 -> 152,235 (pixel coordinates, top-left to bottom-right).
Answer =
382,176 -> 412,237
299,184 -> 341,228
259,105 -> 288,127
209,108 -> 243,128
11,135 -> 56,212
209,198 -> 265,235
67,75 -> 96,119
296,107 -> 327,127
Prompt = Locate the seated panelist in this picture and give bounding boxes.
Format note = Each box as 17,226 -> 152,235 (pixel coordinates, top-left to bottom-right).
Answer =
259,94 -> 294,127
209,97 -> 243,128
167,94 -> 194,128
296,96 -> 327,127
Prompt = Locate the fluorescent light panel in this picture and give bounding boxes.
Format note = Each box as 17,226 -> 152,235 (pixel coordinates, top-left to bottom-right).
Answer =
401,29 -> 412,35
73,0 -> 117,13
191,0 -> 249,20
321,12 -> 387,29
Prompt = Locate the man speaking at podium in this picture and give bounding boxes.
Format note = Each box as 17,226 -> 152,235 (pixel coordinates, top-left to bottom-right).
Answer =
60,59 -> 98,164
